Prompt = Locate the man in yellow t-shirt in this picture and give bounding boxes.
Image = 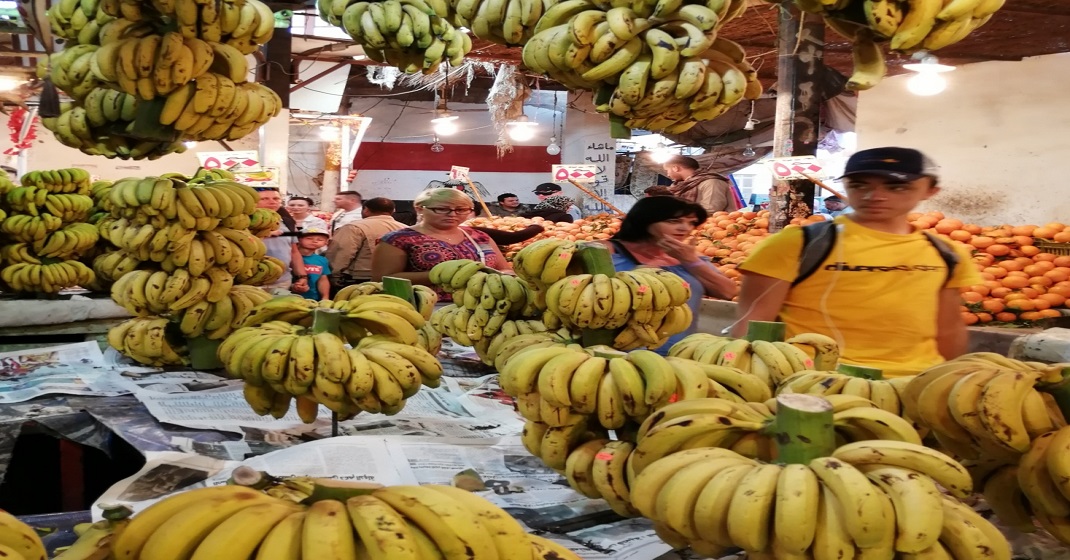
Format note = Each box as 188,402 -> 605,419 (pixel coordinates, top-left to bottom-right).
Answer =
733,147 -> 982,377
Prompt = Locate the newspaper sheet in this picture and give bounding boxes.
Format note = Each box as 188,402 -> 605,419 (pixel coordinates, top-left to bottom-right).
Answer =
0,342 -> 131,403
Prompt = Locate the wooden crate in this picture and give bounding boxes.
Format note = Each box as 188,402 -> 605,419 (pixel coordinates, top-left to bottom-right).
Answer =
1036,240 -> 1070,256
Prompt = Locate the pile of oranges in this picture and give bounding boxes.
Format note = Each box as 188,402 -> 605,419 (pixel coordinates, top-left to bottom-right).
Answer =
467,209 -> 1070,327
913,212 -> 1070,327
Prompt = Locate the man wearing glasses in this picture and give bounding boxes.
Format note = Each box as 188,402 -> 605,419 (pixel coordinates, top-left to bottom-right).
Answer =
371,188 -> 511,298
325,197 -> 405,293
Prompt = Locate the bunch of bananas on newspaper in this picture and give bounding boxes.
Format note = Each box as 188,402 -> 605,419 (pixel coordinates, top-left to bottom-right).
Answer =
56,481 -> 582,560
0,168 -> 101,293
219,296 -> 441,421
319,0 -> 471,72
107,316 -> 191,366
335,280 -> 440,320
668,331 -> 841,385
781,0 -> 1006,90
41,0 -> 281,158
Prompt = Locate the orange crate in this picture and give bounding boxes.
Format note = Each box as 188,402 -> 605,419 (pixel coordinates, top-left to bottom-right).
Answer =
1035,241 -> 1070,256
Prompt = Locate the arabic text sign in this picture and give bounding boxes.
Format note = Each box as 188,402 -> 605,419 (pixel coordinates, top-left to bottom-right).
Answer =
196,150 -> 262,172
449,165 -> 470,180
767,156 -> 826,180
552,164 -> 598,184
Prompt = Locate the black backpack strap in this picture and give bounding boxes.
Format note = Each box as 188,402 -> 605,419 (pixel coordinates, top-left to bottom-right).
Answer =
921,232 -> 961,286
794,221 -> 838,286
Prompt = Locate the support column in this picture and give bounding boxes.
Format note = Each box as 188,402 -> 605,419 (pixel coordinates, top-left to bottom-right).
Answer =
769,5 -> 825,232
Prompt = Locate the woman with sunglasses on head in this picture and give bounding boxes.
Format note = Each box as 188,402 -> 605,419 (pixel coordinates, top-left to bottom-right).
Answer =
372,188 -> 511,297
603,196 -> 738,351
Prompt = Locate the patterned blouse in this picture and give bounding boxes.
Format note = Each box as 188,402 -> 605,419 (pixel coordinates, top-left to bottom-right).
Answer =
379,227 -> 505,298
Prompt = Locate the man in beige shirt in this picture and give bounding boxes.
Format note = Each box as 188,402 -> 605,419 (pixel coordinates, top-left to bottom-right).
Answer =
664,155 -> 740,214
325,197 -> 405,292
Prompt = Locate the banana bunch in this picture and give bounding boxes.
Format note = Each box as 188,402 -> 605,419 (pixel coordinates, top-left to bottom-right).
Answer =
30,223 -> 100,259
0,508 -> 47,560
335,281 -> 439,320
777,370 -> 909,415
21,168 -> 92,195
234,256 -> 287,286
46,0 -> 116,45
237,294 -> 429,346
669,331 -> 839,386
503,345 -> 704,430
450,0 -> 541,45
4,187 -> 94,226
903,353 -> 1068,461
89,33 -> 241,100
628,395 -> 921,471
39,44 -> 105,100
0,260 -> 95,293
91,249 -> 143,283
249,207 -> 283,237
630,440 -> 1009,558
323,0 -> 471,73
163,79 -> 284,142
52,509 -> 132,560
107,316 -> 190,366
109,267 -> 250,316
471,318 -> 559,364
430,261 -> 535,316
99,220 -> 261,274
510,238 -> 580,290
41,101 -> 189,160
102,482 -> 580,560
595,37 -> 761,133
972,426 -> 1070,544
95,0 -> 276,52
173,284 -> 275,339
794,0 -> 1005,91
220,322 -> 443,420
106,177 -> 258,223
0,213 -> 64,243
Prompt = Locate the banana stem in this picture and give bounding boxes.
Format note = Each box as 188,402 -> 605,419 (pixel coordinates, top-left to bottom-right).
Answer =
837,363 -> 883,380
99,504 -> 134,521
131,97 -> 177,141
1039,368 -> 1070,421
188,336 -> 223,370
745,321 -> 786,342
229,465 -> 270,489
577,244 -> 618,347
382,276 -> 415,305
301,479 -> 384,504
592,348 -> 627,360
310,307 -> 342,336
770,394 -> 836,465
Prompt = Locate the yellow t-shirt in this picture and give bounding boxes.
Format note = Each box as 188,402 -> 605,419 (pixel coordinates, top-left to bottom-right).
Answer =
739,216 -> 981,377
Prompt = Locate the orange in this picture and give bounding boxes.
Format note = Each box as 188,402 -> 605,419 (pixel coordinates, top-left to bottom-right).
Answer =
1006,299 -> 1036,312
1053,256 -> 1070,268
1038,293 -> 1066,307
1000,276 -> 1029,289
968,284 -> 991,297
1031,276 -> 1054,288
1055,231 -> 1070,243
1045,222 -> 1067,231
995,312 -> 1018,323
949,230 -> 973,242
1033,260 -> 1056,272
1039,309 -> 1063,319
981,299 -> 1005,313
1045,269 -> 1070,283
986,244 -> 1012,257
1023,264 -> 1046,276
971,236 -> 995,249
961,291 -> 984,304
975,312 -> 994,323
961,312 -> 979,325
1011,225 -> 1037,237
1035,253 -> 1058,262
1033,226 -> 1059,240
1004,293 -> 1029,302
935,219 -> 964,234
990,287 -> 1013,299
973,254 -> 995,267
1032,298 -> 1052,311
964,224 -> 983,235
984,267 -> 1008,279
997,260 -> 1024,272
1019,311 -> 1044,322
1020,245 -> 1040,257
1021,287 -> 1042,298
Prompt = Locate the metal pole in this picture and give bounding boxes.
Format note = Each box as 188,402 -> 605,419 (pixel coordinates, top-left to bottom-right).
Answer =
339,122 -> 351,195
769,4 -> 825,232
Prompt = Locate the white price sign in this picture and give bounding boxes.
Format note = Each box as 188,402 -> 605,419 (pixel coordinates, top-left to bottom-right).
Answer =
551,164 -> 598,184
196,150 -> 262,171
449,165 -> 470,180
766,156 -> 826,181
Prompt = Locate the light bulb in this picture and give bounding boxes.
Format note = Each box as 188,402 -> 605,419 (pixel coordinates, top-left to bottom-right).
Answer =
906,72 -> 947,96
183,140 -> 198,149
0,76 -> 23,91
742,143 -> 756,157
431,115 -> 459,136
546,137 -> 561,155
650,145 -> 673,164
506,116 -> 537,142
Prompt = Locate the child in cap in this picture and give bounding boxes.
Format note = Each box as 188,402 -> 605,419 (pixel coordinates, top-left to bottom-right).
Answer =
295,228 -> 331,301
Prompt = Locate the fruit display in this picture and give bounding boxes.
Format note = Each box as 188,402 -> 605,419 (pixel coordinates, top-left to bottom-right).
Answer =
319,0 -> 471,71
780,0 -> 1006,91
0,168 -> 100,293
58,481 -> 584,560
334,280 -> 439,320
41,0 -> 281,158
236,294 -> 430,347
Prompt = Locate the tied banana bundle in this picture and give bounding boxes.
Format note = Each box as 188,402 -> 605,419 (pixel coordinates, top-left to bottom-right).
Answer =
41,0 -> 281,158
220,300 -> 442,420
318,0 -> 471,72
781,0 -> 1007,91
776,364 -> 911,416
58,480 -> 583,560
0,168 -> 100,293
335,280 -> 440,320
108,316 -> 191,367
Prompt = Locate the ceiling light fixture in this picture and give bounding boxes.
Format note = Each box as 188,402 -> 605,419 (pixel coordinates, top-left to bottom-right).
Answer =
903,53 -> 955,96
431,114 -> 459,136
546,94 -> 561,155
506,115 -> 537,142
430,134 -> 444,152
743,100 -> 759,131
742,141 -> 756,158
